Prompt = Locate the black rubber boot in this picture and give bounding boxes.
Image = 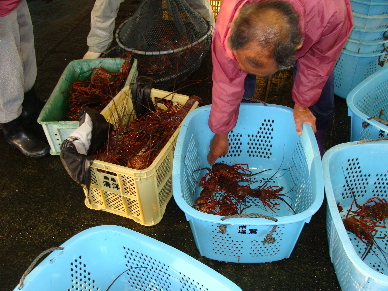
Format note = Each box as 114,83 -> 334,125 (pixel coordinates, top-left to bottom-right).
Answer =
1,117 -> 50,157
20,87 -> 45,125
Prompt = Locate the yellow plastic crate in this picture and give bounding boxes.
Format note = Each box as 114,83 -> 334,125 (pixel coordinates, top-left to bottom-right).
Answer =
84,87 -> 199,226
210,0 -> 222,19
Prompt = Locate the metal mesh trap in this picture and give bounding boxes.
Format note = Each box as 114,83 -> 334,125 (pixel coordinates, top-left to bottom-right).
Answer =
111,0 -> 212,90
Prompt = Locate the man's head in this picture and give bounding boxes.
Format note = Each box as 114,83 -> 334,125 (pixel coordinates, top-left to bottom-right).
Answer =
229,0 -> 303,76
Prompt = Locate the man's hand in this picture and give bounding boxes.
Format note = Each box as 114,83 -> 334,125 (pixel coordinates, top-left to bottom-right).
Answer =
293,103 -> 316,135
207,133 -> 229,166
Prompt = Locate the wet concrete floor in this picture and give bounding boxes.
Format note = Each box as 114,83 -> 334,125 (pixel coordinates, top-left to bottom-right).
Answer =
1,1 -> 351,290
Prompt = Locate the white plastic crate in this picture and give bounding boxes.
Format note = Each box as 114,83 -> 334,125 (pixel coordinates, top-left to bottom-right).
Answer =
346,66 -> 388,141
38,58 -> 137,155
84,87 -> 199,226
172,104 -> 324,263
323,141 -> 388,291
334,49 -> 387,99
14,225 -> 242,291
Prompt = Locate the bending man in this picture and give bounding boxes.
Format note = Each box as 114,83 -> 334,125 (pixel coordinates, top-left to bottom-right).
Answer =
207,0 -> 353,165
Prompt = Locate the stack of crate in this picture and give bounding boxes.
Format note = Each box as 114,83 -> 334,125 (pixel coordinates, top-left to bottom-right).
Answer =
334,0 -> 388,99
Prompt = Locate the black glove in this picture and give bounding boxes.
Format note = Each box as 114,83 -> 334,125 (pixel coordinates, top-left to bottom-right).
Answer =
60,107 -> 112,188
130,76 -> 155,117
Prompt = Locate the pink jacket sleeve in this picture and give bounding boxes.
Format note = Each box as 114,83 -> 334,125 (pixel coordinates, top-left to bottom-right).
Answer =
208,32 -> 247,134
293,5 -> 353,107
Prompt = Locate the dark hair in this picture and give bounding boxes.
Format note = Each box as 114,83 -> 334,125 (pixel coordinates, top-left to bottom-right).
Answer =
229,0 -> 303,69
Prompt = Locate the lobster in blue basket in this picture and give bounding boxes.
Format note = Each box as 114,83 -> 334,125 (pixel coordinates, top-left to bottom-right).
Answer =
350,197 -> 388,227
340,196 -> 388,264
342,215 -> 388,263
193,162 -> 295,215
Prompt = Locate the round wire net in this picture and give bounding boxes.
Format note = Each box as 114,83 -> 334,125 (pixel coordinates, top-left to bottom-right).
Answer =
112,0 -> 212,90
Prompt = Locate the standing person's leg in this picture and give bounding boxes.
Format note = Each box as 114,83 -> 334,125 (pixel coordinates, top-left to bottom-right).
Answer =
0,8 -> 25,123
243,74 -> 256,100
18,0 -> 44,124
84,0 -> 125,59
0,0 -> 49,157
309,73 -> 335,157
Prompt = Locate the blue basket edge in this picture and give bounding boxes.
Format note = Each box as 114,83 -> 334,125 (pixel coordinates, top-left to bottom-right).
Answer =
322,141 -> 388,284
15,225 -> 243,291
346,66 -> 388,133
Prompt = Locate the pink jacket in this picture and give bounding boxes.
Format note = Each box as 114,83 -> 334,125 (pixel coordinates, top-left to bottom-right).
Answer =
0,0 -> 22,17
209,0 -> 353,134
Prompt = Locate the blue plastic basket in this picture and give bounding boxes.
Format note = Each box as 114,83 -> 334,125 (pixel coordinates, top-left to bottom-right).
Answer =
346,66 -> 388,142
344,37 -> 388,53
172,104 -> 324,263
334,49 -> 387,99
351,0 -> 388,16
14,225 -> 242,291
355,0 -> 388,2
323,141 -> 388,291
353,12 -> 388,30
349,27 -> 388,42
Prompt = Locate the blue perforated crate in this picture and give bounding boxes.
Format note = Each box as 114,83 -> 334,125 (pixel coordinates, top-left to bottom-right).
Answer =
13,225 -> 242,291
334,49 -> 387,99
172,104 -> 324,263
347,66 -> 388,141
323,141 -> 388,291
351,0 -> 388,16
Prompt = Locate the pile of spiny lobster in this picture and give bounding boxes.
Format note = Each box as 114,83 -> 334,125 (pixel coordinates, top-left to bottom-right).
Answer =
67,52 -> 135,121
91,95 -> 200,170
192,162 -> 295,216
339,196 -> 388,265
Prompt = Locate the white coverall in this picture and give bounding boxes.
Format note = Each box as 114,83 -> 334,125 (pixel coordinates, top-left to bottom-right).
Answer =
84,0 -> 215,58
0,0 -> 36,123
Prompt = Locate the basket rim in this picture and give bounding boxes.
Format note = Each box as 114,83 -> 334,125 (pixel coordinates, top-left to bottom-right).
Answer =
351,0 -> 388,6
16,225 -> 242,291
353,11 -> 388,19
322,141 -> 388,284
346,66 -> 388,134
341,48 -> 388,57
346,37 -> 388,45
172,104 -> 324,225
